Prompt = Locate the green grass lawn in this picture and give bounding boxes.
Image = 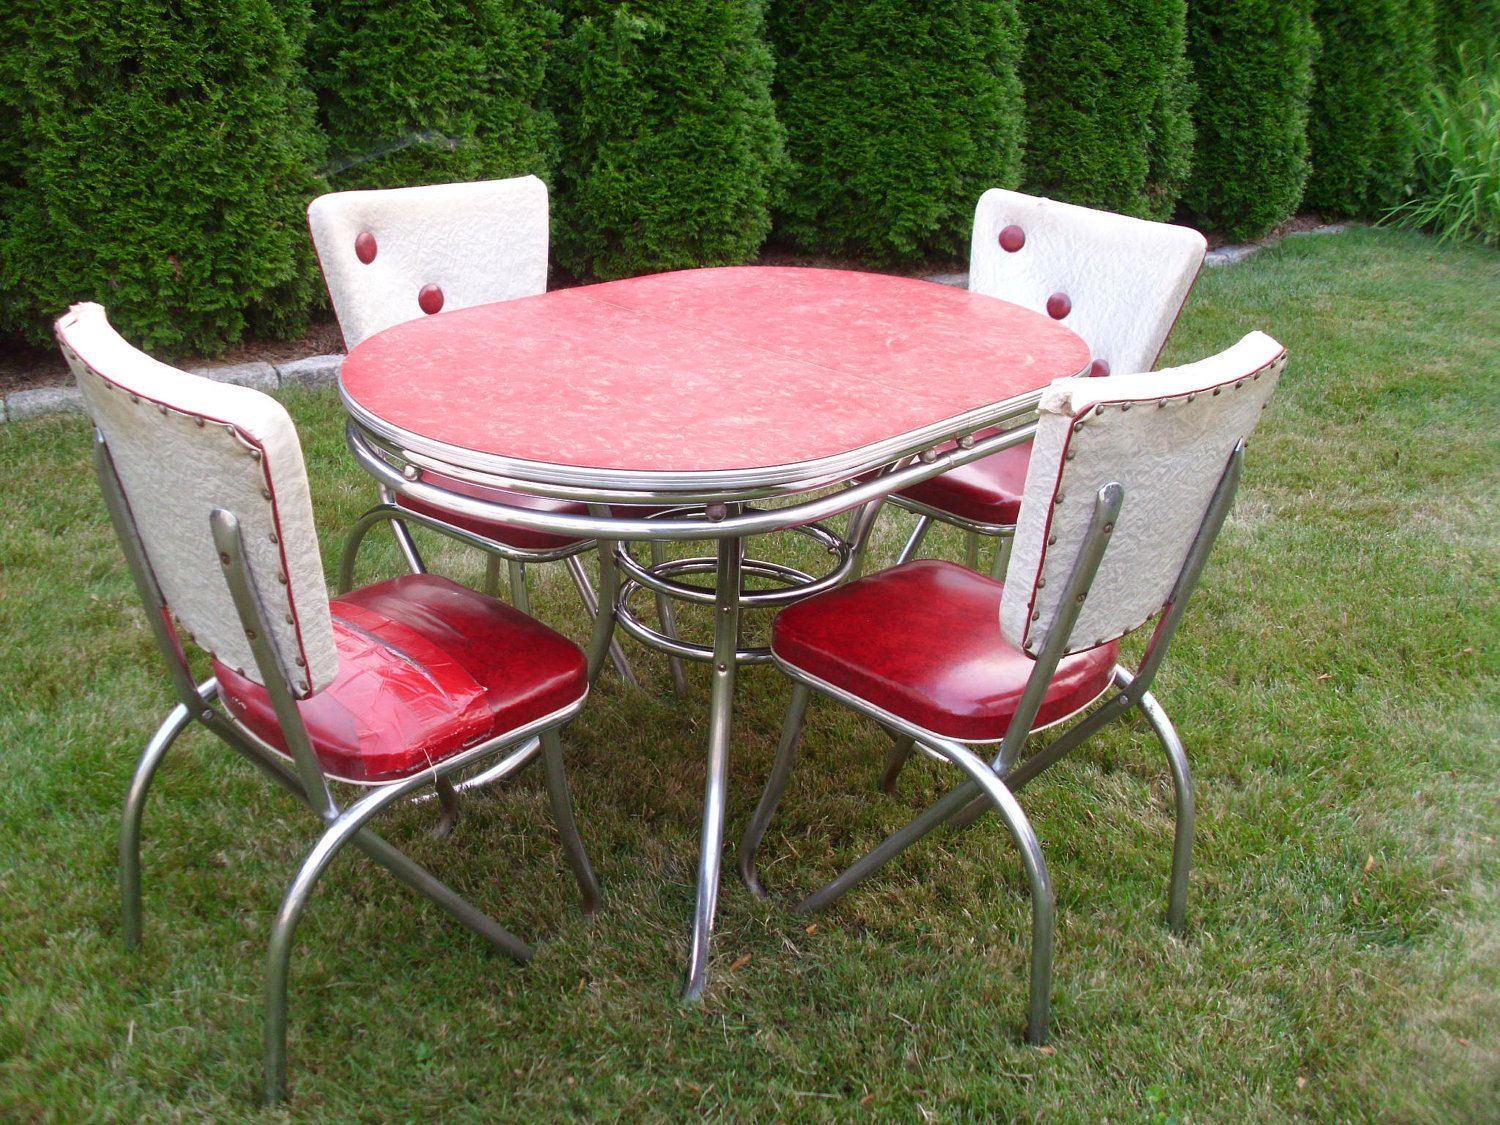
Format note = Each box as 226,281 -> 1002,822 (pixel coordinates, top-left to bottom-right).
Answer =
1,228 -> 1496,1121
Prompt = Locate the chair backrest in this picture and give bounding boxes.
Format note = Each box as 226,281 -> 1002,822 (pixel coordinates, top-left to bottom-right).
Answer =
968,188 -> 1207,377
307,175 -> 550,349
1000,331 -> 1286,657
56,303 -> 338,698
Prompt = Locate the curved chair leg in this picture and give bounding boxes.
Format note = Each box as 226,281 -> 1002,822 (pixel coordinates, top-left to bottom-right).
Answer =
262,782 -> 533,1104
896,516 -> 933,565
932,740 -> 1056,1045
878,734 -> 917,795
564,554 -> 637,689
737,683 -> 812,899
336,505 -> 427,594
507,560 -> 530,612
539,729 -> 600,914
650,540 -> 690,697
1136,689 -> 1194,933
430,775 -> 461,840
120,700 -> 197,950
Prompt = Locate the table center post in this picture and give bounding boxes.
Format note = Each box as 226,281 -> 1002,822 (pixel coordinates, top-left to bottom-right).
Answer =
683,511 -> 744,1001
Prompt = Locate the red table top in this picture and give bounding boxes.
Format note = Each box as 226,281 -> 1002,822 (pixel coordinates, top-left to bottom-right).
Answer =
341,267 -> 1090,492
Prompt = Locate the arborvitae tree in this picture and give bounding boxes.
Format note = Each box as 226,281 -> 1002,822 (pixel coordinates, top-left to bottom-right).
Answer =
1304,0 -> 1437,217
1432,0 -> 1498,72
0,0 -> 325,354
767,1 -> 1026,264
307,0 -> 559,191
1182,0 -> 1320,240
549,0 -> 785,280
1017,0 -> 1195,220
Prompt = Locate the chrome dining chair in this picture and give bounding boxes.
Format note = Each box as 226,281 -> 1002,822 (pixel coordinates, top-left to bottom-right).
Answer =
307,174 -> 648,686
57,302 -> 600,1104
893,188 -> 1208,576
740,331 -> 1286,1045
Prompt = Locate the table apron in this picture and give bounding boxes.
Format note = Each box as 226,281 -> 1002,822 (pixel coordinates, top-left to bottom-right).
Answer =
346,418 -> 1040,542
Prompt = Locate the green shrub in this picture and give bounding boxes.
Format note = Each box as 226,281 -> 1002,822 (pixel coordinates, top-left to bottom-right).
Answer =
767,1 -> 1025,264
1181,0 -> 1320,241
1304,0 -> 1437,217
0,0 -> 324,355
549,1 -> 785,280
307,0 -> 558,192
1432,0 -> 1498,73
1017,0 -> 1195,221
1384,52 -> 1500,246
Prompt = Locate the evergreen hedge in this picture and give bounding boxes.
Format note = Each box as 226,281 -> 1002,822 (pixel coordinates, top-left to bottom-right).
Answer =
1304,0 -> 1437,217
1432,0 -> 1499,72
307,0 -> 558,192
1182,0 -> 1320,241
767,1 -> 1025,264
548,0 -> 785,280
0,0 -> 325,355
1017,0 -> 1195,221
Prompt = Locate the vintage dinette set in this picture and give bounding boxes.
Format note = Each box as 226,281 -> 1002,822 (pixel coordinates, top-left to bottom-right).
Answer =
56,175 -> 1287,1102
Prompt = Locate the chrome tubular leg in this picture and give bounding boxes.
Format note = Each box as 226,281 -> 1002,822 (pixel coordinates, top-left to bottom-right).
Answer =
965,531 -> 981,570
431,775 -> 461,840
650,540 -> 690,697
931,742 -> 1055,1045
896,516 -> 933,565
564,554 -> 637,689
584,536 -> 627,685
991,533 -> 1013,581
682,532 -> 743,1002
1138,689 -> 1194,933
878,735 -> 917,795
484,554 -> 503,598
507,560 -> 530,613
120,700 -> 196,950
540,728 -> 601,914
737,683 -> 812,899
263,789 -> 533,1104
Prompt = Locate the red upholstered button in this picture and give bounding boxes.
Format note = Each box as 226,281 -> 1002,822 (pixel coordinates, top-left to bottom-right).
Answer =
1046,292 -> 1072,320
1089,358 -> 1111,377
999,225 -> 1026,252
355,231 -> 378,264
418,284 -> 445,315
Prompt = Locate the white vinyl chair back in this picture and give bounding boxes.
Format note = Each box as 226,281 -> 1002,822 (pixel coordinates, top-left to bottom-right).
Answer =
56,303 -> 338,697
1001,331 -> 1287,656
968,189 -> 1207,377
307,175 -> 550,349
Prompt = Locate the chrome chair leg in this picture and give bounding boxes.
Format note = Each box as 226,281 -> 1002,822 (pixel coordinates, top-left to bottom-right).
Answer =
262,781 -> 534,1104
896,515 -> 932,565
1137,689 -> 1194,933
991,534 -> 1013,580
540,728 -> 601,914
120,698 -> 198,950
484,555 -> 503,598
565,553 -> 637,688
507,560 -> 530,612
737,683 -> 811,899
430,775 -> 461,840
650,540 -> 690,697
878,734 -> 916,795
964,531 -> 981,569
584,535 -> 625,684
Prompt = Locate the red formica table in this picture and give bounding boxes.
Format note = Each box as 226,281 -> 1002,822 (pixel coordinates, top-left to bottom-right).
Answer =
340,266 -> 1090,999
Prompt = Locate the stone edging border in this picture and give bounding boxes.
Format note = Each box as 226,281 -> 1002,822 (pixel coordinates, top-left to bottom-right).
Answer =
1,223 -> 1351,426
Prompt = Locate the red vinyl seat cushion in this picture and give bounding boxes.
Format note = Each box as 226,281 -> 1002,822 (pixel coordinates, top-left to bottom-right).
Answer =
897,438 -> 1034,527
214,574 -> 588,783
771,560 -> 1117,743
396,470 -> 592,552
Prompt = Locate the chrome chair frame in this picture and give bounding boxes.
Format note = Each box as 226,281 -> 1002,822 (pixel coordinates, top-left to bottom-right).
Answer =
94,434 -> 600,1104
738,442 -> 1247,1045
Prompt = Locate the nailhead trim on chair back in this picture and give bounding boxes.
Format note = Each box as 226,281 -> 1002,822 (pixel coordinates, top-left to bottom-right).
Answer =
57,303 -> 338,697
1001,331 -> 1287,656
